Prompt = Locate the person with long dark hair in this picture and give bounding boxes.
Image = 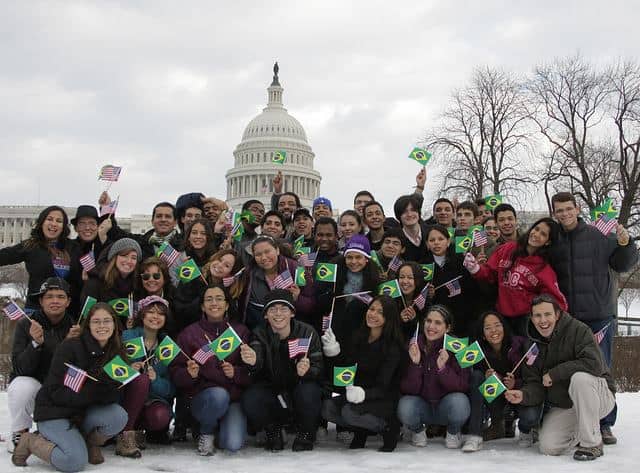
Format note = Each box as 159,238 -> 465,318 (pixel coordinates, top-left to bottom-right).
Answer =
321,295 -> 406,452
397,262 -> 428,340
464,217 -> 568,336
12,303 -> 128,471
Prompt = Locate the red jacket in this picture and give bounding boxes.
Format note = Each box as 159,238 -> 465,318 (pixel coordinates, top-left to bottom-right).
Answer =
472,242 -> 568,317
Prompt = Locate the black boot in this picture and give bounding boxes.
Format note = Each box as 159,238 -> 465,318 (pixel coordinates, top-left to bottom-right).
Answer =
349,429 -> 369,449
292,431 -> 314,452
265,425 -> 284,451
378,418 -> 400,452
504,405 -> 517,438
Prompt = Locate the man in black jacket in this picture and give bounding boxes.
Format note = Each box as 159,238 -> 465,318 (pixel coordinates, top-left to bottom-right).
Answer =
6,278 -> 80,453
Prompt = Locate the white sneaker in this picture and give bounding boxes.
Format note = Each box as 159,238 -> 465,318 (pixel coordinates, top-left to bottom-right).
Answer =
445,432 -> 463,449
518,431 -> 533,448
410,429 -> 427,447
197,434 -> 215,456
336,431 -> 354,444
462,435 -> 483,452
6,432 -> 22,454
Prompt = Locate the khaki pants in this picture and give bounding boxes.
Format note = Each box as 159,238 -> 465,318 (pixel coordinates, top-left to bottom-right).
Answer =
539,372 -> 615,455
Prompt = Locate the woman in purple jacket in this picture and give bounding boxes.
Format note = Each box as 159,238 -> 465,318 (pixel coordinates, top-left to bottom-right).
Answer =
170,284 -> 250,456
397,305 -> 470,449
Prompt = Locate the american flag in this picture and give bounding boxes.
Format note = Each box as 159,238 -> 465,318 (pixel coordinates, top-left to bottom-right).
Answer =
298,251 -> 318,268
388,256 -> 403,272
352,292 -> 373,305
98,165 -> 122,182
288,337 -> 311,358
593,215 -> 618,236
472,230 -> 488,247
524,343 -> 539,366
158,243 -> 181,267
594,323 -> 611,344
413,285 -> 429,310
223,269 -> 245,287
3,301 -> 26,321
270,269 -> 294,289
100,197 -> 119,216
63,364 -> 89,393
445,279 -> 462,297
193,343 -> 214,365
79,251 -> 96,272
322,314 -> 332,332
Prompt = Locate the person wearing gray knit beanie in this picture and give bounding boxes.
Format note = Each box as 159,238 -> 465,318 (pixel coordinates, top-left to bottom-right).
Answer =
107,238 -> 143,262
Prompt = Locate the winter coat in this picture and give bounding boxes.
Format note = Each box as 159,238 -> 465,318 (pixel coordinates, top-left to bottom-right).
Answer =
400,335 -> 470,404
520,313 -> 615,408
34,331 -> 122,422
549,218 -> 638,322
473,241 -> 568,317
170,318 -> 250,401
402,223 -> 429,262
10,310 -> 74,383
474,335 -> 528,389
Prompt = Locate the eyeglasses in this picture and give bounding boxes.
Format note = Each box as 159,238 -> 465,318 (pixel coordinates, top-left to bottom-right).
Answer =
76,222 -> 97,229
267,306 -> 292,315
203,296 -> 226,304
141,273 -> 162,281
90,318 -> 114,326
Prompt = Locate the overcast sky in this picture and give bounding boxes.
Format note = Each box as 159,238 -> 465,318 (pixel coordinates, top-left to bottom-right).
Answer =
1,1 -> 638,217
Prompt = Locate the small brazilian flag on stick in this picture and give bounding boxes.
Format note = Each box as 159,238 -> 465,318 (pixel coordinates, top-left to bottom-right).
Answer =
124,336 -> 146,360
156,335 -> 180,366
479,374 -> 507,403
176,259 -> 202,283
333,365 -> 357,387
467,225 -> 484,237
103,355 -> 140,386
315,263 -> 337,283
108,298 -> 130,317
80,296 -> 97,319
444,334 -> 469,353
447,227 -> 455,239
295,267 -> 306,286
421,263 -> 434,282
455,236 -> 472,254
408,147 -> 432,166
378,280 -> 402,298
240,210 -> 256,224
212,326 -> 243,361
484,194 -> 503,210
455,341 -> 486,368
370,250 -> 382,269
590,197 -> 619,221
272,150 -> 286,164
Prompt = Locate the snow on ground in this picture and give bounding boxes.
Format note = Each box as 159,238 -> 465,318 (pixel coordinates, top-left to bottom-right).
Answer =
0,392 -> 638,473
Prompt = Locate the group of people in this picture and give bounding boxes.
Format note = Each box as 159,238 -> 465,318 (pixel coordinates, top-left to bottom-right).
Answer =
1,168 -> 637,471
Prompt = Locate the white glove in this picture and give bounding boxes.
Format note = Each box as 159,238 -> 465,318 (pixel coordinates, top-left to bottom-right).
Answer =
321,328 -> 341,357
345,385 -> 365,404
463,252 -> 480,274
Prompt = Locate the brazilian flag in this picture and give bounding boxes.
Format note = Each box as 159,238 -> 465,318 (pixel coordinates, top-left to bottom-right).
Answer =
484,194 -> 503,210
378,280 -> 402,298
447,227 -> 455,239
455,236 -> 472,254
212,327 -> 242,361
108,298 -> 130,317
176,259 -> 202,283
272,150 -> 286,164
231,222 -> 245,242
80,296 -> 97,319
124,336 -> 146,360
315,263 -> 337,283
333,365 -> 357,387
421,263 -> 434,282
467,225 -> 484,238
408,147 -> 432,165
293,235 -> 305,252
295,267 -> 306,286
240,210 -> 256,224
455,341 -> 486,368
479,373 -> 507,403
444,334 -> 469,353
103,355 -> 140,386
370,250 -> 382,268
156,335 -> 180,366
295,246 -> 311,257
590,197 -> 619,221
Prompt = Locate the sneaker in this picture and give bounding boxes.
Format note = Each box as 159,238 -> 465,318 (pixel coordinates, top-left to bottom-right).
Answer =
600,426 -> 617,445
336,430 -> 354,444
197,434 -> 214,456
410,429 -> 427,447
574,443 -> 603,461
445,432 -> 462,449
518,431 -> 533,448
7,432 -> 22,454
462,435 -> 483,452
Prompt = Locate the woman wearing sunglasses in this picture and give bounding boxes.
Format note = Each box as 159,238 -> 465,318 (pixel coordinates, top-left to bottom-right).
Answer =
134,257 -> 175,333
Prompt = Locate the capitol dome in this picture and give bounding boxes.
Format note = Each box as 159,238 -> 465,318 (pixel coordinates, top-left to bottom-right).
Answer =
225,63 -> 321,210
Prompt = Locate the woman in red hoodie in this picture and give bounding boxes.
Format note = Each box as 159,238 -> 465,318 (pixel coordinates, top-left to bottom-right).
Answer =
463,217 -> 567,336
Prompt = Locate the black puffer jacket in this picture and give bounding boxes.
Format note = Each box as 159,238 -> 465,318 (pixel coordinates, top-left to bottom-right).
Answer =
549,218 -> 638,322
34,331 -> 122,422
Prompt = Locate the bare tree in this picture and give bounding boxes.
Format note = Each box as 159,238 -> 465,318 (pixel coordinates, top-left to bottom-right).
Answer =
423,67 -> 534,201
0,264 -> 29,302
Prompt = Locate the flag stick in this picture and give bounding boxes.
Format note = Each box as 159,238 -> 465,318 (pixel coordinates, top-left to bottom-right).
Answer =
334,291 -> 372,299
433,276 -> 463,291
511,343 -> 538,373
64,363 -> 99,382
400,293 -> 407,309
305,332 -> 313,356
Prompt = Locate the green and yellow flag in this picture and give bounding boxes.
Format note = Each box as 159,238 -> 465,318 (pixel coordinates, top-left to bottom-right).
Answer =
479,373 -> 507,403
176,259 -> 202,283
293,235 -> 305,252
103,355 -> 140,386
590,197 -> 619,221
315,263 -> 337,283
484,194 -> 503,210
408,147 -> 432,166
80,296 -> 97,319
370,250 -> 382,268
108,298 -> 130,317
212,326 -> 242,361
447,227 -> 455,239
378,280 -> 402,298
333,365 -> 357,387
444,334 -> 469,354
455,236 -> 472,253
156,335 -> 180,366
124,336 -> 146,360
231,222 -> 245,242
294,267 -> 306,286
455,341 -> 486,368
467,225 -> 484,238
272,150 -> 286,164
421,263 -> 434,282
240,210 -> 256,224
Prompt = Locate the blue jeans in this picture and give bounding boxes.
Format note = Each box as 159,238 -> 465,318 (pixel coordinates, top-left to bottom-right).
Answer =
38,404 -> 127,472
397,393 -> 470,435
191,387 -> 246,452
584,316 -> 617,428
